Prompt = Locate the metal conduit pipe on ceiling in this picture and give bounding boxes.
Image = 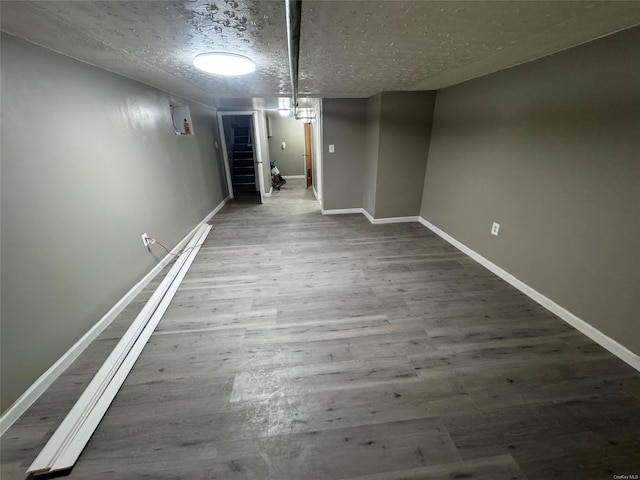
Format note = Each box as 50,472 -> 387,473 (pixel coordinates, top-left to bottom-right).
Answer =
285,0 -> 302,114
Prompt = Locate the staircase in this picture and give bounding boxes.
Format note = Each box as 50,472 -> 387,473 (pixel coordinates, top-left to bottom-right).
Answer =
231,126 -> 256,193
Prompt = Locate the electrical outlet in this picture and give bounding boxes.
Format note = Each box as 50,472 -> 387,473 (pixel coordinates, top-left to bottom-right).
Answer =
142,233 -> 150,247
491,222 -> 500,236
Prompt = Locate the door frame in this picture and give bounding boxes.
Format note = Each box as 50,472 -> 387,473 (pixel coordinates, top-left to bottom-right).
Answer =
217,110 -> 265,203
304,122 -> 313,189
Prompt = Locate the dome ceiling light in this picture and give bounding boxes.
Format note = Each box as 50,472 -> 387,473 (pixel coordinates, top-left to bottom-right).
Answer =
193,53 -> 256,76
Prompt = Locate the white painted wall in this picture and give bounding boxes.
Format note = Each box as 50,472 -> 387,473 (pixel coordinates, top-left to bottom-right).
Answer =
312,100 -> 324,202
256,112 -> 272,194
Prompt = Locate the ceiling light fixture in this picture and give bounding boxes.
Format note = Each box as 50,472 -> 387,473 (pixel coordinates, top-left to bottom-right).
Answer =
193,53 -> 256,76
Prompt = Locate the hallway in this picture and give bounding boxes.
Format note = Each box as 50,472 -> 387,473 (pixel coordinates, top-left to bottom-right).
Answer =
2,179 -> 640,479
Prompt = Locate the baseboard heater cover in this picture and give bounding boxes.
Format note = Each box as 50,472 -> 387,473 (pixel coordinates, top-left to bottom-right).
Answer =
26,224 -> 212,477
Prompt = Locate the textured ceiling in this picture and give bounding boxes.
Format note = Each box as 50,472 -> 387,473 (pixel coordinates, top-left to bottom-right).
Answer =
2,1 -> 640,107
300,1 -> 640,96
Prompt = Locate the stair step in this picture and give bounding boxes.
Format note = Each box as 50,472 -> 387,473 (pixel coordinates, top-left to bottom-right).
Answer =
234,173 -> 255,179
233,183 -> 256,192
234,159 -> 254,167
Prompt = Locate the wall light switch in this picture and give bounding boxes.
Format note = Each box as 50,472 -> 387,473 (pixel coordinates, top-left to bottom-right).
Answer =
281,142 -> 286,150
329,144 -> 335,153
491,222 -> 500,236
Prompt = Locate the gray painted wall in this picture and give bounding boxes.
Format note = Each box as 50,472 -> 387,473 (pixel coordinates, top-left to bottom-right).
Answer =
321,98 -> 366,211
375,91 -> 436,218
324,92 -> 435,217
421,27 -> 640,355
267,114 -> 305,176
1,34 -> 228,412
363,94 -> 381,216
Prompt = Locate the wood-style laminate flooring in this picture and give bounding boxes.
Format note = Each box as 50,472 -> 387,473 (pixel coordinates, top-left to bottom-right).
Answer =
3,179 -> 640,480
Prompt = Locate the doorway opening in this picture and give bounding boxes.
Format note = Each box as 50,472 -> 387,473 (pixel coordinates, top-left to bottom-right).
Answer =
217,111 -> 265,204
265,113 -> 310,193
304,122 -> 313,190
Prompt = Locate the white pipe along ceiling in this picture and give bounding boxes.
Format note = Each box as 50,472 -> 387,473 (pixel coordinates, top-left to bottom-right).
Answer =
285,0 -> 302,114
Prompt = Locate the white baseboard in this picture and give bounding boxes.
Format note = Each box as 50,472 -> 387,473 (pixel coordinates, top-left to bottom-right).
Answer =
322,207 -> 419,226
27,225 -> 212,475
367,214 -> 419,225
264,186 -> 273,198
202,196 -> 229,223
322,208 -> 363,215
283,175 -> 305,179
361,209 -> 375,223
418,216 -> 640,372
0,196 -> 229,436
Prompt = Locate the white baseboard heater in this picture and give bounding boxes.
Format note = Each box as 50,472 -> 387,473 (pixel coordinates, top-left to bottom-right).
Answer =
27,224 -> 212,477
